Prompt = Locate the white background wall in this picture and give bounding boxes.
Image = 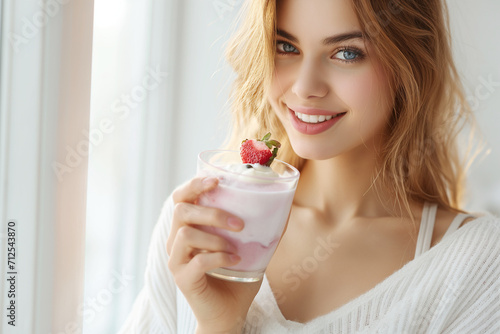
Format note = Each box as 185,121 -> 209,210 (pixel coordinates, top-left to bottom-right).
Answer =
447,0 -> 500,214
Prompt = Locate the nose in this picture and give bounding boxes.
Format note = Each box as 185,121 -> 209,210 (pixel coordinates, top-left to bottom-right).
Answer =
291,58 -> 329,100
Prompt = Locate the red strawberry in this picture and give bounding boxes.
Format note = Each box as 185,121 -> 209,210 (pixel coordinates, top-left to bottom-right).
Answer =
240,132 -> 281,166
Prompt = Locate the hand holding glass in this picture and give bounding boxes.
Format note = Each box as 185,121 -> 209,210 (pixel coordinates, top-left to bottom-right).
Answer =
197,150 -> 300,282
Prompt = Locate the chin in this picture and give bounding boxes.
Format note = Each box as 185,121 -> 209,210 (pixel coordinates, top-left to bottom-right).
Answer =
288,136 -> 338,161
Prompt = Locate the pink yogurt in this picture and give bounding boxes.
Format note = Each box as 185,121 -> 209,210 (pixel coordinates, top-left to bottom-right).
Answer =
198,176 -> 295,272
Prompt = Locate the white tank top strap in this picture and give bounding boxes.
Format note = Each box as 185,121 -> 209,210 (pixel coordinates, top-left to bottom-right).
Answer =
414,202 -> 438,259
442,213 -> 476,239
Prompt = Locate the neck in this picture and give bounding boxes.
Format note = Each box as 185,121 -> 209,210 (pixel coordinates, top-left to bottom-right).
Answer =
293,145 -> 407,224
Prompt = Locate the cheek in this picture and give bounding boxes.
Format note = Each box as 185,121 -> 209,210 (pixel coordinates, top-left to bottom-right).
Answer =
336,67 -> 393,129
338,70 -> 389,109
268,67 -> 294,124
269,64 -> 293,103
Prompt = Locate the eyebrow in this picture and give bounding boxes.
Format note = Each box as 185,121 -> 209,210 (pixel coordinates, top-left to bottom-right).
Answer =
276,29 -> 365,45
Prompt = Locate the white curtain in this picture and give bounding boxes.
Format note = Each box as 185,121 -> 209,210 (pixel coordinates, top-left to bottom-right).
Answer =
84,0 -> 234,332
0,0 -> 94,332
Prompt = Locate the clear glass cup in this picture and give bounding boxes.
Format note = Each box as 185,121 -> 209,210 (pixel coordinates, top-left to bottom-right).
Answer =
197,150 -> 300,282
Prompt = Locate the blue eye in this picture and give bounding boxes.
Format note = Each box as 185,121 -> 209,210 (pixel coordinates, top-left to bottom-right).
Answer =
334,48 -> 364,63
342,50 -> 357,60
277,41 -> 299,54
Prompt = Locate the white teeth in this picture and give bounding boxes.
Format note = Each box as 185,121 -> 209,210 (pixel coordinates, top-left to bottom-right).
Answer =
294,111 -> 337,123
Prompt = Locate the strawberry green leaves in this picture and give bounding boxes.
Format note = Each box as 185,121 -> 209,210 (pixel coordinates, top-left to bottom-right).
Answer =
240,132 -> 281,166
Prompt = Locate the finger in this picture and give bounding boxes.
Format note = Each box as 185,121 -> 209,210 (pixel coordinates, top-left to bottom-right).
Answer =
174,202 -> 244,231
176,252 -> 241,290
172,176 -> 219,204
169,226 -> 238,264
167,203 -> 244,255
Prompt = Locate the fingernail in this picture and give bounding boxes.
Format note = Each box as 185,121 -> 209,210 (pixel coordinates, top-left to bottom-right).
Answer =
227,217 -> 244,230
202,177 -> 217,188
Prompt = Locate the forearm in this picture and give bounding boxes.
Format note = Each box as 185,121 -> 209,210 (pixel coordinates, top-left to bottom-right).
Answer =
195,315 -> 246,334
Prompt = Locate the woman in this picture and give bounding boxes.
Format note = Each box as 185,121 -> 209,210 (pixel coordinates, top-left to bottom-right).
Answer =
121,0 -> 500,333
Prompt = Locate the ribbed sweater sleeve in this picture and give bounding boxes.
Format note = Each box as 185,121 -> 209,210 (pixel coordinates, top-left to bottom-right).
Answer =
119,196 -> 180,334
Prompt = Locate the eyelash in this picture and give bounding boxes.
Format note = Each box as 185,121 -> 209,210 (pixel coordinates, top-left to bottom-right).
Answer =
276,41 -> 365,64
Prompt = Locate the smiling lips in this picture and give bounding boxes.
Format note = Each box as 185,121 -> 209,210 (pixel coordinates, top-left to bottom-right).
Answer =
288,107 -> 346,135
294,111 -> 336,123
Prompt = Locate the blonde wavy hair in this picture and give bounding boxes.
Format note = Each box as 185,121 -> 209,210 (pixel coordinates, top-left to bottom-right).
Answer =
224,0 -> 477,215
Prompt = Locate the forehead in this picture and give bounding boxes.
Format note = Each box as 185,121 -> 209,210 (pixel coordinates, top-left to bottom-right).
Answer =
276,0 -> 362,37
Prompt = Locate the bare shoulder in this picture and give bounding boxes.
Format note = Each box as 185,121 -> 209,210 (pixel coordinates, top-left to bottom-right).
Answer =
431,207 -> 476,247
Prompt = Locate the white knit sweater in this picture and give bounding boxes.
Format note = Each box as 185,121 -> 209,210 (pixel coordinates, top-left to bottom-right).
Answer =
119,197 -> 500,333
